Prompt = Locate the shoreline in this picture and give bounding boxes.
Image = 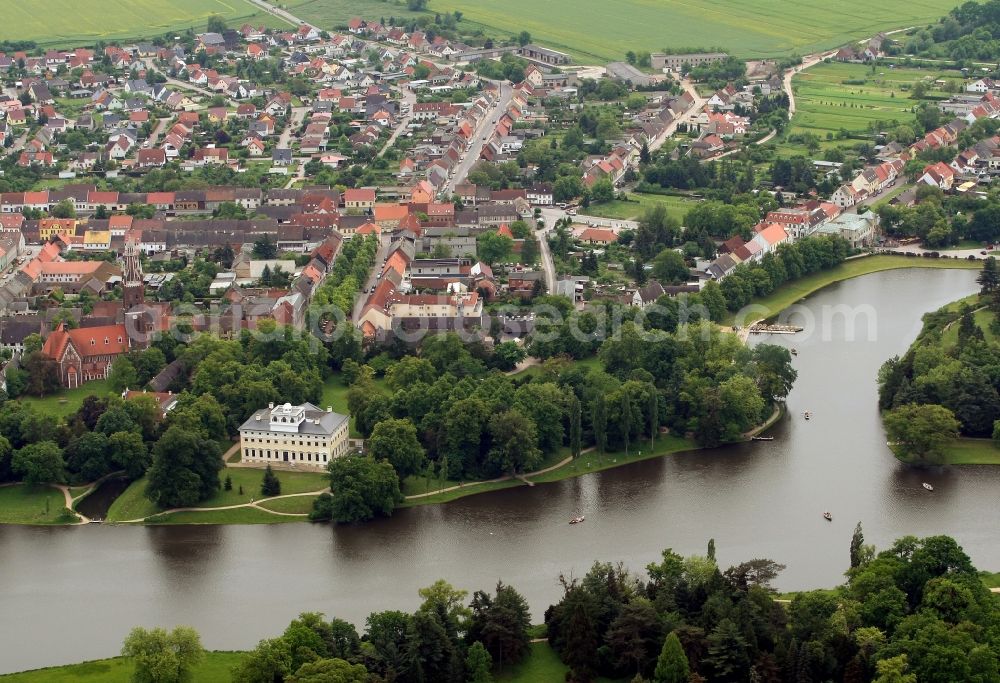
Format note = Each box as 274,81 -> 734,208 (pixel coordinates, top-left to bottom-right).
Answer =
723,253 -> 981,326
4,258 -> 979,527
881,291 -> 1000,467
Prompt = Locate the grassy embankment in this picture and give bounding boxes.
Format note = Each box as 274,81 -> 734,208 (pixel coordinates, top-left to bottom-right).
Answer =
0,642 -> 628,682
0,652 -> 245,683
722,255 -> 981,326
0,485 -> 73,525
105,466 -> 328,523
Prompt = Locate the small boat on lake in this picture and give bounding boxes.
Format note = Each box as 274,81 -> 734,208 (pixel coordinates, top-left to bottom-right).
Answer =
751,436 -> 774,441
804,411 -> 812,420
922,483 -> 934,491
569,516 -> 585,524
823,512 -> 832,521
790,348 -> 798,355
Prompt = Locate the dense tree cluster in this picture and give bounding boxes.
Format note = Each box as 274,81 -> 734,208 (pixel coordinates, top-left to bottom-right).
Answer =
0,392 -> 163,487
320,316 -> 792,523
717,235 -> 852,312
168,532 -> 1000,682
879,260 -> 1000,456
878,184 -> 1000,247
546,533 -> 999,683
310,234 -> 379,316
643,156 -> 756,195
230,578 -> 531,683
686,56 -> 749,89
904,0 -> 1000,62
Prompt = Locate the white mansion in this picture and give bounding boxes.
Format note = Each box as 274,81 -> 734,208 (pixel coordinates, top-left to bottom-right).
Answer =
238,402 -> 350,468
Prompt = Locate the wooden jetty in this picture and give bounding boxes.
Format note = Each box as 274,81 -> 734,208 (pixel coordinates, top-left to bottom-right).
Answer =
749,323 -> 803,335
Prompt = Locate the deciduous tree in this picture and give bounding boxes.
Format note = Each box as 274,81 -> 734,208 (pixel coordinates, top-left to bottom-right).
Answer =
324,455 -> 401,523
12,441 -> 65,484
883,404 -> 960,465
121,626 -> 203,683
368,418 -> 426,481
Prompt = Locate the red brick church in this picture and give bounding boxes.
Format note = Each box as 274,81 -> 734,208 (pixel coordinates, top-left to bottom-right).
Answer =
42,237 -> 146,388
42,323 -> 130,388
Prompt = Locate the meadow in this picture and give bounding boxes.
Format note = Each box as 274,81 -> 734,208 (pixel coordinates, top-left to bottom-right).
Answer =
1,0 -> 292,48
401,0 -> 956,62
786,61 -> 965,143
583,192 -> 699,222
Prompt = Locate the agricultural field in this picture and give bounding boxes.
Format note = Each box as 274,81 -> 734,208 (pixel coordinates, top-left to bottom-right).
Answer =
0,0 -> 292,48
416,0 -> 956,62
785,61 -> 965,144
283,0 -> 425,28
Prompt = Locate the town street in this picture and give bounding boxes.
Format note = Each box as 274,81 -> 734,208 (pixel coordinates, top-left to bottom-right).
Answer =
649,77 -> 705,153
278,106 -> 309,149
146,117 -> 171,147
377,88 -> 416,158
442,80 -> 515,195
142,58 -> 237,105
535,207 -> 583,292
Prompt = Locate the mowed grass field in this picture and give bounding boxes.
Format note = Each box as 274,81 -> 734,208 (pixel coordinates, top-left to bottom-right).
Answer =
583,192 -> 699,222
1,0 -> 292,48
414,0 -> 960,61
788,61 -> 965,141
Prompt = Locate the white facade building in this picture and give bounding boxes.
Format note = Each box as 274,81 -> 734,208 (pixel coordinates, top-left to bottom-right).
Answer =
238,402 -> 350,468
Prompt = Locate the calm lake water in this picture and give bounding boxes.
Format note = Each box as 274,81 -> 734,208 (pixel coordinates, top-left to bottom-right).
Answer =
3,267 -> 999,674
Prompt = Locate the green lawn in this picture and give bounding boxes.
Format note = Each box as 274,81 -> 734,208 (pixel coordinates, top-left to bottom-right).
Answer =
497,642 -> 568,682
18,380 -> 115,421
585,193 -> 699,222
942,307 -> 995,347
1,0 -> 292,47
0,643 -> 624,682
402,434 -> 696,508
104,478 -> 160,522
0,651 -> 245,682
723,255 -> 981,325
105,467 -> 328,522
0,485 -> 74,525
401,472 -> 463,497
779,61 -> 965,155
148,507 -> 304,524
256,495 -> 315,514
939,438 -> 1000,465
321,374 -> 388,438
530,434 -> 695,484
285,0 -> 426,28
981,571 -> 1000,589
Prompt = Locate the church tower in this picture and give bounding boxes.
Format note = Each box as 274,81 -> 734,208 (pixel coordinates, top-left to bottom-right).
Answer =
122,235 -> 144,310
